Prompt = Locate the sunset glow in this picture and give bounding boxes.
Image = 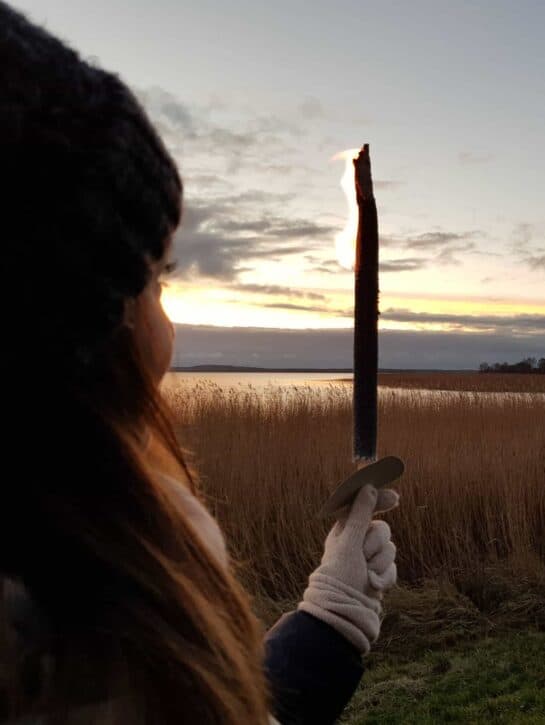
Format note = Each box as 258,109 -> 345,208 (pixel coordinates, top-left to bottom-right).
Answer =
24,0 -> 544,367
161,283 -> 350,329
162,282 -> 545,333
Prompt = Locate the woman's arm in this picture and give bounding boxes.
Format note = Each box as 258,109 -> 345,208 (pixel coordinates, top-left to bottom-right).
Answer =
264,610 -> 364,725
264,485 -> 399,724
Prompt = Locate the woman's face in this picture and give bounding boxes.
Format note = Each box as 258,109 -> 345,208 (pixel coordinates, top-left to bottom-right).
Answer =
131,245 -> 177,384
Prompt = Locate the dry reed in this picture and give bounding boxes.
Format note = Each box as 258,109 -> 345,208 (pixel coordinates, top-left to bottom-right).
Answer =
163,378 -> 545,619
378,371 -> 545,393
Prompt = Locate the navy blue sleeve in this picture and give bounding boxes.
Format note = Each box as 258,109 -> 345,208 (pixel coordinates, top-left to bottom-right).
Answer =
264,610 -> 365,725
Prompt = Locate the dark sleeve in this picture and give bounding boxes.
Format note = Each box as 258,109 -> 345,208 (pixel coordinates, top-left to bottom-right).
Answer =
264,610 -> 365,725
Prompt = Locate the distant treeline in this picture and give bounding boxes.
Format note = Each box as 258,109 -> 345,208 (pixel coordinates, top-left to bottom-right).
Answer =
479,357 -> 545,374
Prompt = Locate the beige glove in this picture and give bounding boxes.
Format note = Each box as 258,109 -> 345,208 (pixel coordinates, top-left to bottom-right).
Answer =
298,485 -> 398,654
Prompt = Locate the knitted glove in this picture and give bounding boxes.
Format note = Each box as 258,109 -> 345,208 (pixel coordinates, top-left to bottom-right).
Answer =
298,485 -> 398,654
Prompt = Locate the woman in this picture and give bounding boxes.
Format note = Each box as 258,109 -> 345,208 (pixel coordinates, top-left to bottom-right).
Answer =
0,3 -> 398,723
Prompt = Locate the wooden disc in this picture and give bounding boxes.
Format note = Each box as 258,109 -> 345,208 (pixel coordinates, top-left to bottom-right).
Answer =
318,456 -> 404,518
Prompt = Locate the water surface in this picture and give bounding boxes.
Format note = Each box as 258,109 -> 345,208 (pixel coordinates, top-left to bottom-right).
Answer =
163,371 -> 545,405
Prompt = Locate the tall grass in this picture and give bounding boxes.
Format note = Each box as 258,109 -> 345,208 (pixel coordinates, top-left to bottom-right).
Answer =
164,379 -> 545,618
378,371 -> 545,393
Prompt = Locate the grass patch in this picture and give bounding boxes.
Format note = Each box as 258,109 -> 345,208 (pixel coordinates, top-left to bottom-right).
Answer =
342,631 -> 545,724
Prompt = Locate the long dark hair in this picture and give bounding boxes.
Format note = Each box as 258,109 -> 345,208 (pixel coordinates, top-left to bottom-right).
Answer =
0,3 -> 270,722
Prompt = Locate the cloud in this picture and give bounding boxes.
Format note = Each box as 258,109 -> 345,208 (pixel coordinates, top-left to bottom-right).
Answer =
380,229 -> 480,252
173,196 -> 337,280
138,85 -> 305,181
229,283 -> 328,302
205,127 -> 258,151
380,258 -> 427,272
404,231 -> 478,251
313,265 -> 337,274
307,256 -> 428,275
512,222 -> 535,250
458,151 -> 494,165
303,255 -> 343,274
255,300 -> 351,317
526,253 -> 545,269
307,248 -> 469,276
137,87 -> 488,285
261,302 -> 337,314
172,323 -> 545,369
186,174 -> 230,190
211,190 -> 293,208
434,242 -> 476,266
136,87 -> 194,131
510,223 -> 545,270
375,234 -> 400,248
376,230 -> 482,269
382,308 -> 545,334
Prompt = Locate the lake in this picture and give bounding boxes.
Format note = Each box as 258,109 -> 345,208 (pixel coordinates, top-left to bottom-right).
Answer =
162,371 -> 545,405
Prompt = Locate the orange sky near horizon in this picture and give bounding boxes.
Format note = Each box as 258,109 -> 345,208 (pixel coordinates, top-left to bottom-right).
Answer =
15,0 -> 545,364
162,279 -> 545,332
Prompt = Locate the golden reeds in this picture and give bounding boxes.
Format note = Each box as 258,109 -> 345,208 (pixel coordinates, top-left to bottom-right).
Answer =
164,378 -> 545,613
378,371 -> 545,393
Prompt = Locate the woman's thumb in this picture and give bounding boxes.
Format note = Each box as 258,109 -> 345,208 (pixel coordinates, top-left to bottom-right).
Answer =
342,485 -> 377,541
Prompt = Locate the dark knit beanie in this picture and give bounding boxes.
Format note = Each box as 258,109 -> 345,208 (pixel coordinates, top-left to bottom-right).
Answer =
0,2 -> 182,374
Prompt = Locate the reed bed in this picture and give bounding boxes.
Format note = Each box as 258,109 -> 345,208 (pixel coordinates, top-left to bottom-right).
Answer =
378,371 -> 545,393
164,379 -> 545,620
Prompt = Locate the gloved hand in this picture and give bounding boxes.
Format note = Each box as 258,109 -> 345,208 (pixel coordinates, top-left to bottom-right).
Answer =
297,485 -> 399,654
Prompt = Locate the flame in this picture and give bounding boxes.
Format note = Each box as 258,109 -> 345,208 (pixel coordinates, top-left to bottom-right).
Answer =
332,148 -> 360,270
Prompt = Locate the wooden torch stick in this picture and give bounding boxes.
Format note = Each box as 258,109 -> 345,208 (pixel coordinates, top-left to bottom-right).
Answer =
353,144 -> 378,462
318,144 -> 405,518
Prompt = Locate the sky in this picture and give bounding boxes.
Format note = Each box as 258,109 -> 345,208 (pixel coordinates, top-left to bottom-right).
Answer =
13,0 -> 545,368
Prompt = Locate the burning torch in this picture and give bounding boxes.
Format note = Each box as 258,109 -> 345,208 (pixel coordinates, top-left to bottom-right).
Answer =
320,145 -> 404,518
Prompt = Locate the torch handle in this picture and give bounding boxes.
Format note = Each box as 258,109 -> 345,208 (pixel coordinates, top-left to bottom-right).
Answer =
353,195 -> 379,462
